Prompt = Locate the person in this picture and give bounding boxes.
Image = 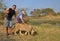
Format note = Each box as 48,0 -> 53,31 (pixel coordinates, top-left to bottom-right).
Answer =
16,10 -> 27,30
16,10 -> 26,24
4,5 -> 16,36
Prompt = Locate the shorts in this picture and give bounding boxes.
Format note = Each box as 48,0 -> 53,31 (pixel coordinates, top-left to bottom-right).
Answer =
4,17 -> 12,27
17,18 -> 22,23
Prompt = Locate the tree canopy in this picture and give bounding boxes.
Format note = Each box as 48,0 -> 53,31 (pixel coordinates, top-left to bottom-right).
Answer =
30,8 -> 56,17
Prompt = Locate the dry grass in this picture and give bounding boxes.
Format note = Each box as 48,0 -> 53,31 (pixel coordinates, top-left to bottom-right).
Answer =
0,15 -> 60,41
0,23 -> 60,41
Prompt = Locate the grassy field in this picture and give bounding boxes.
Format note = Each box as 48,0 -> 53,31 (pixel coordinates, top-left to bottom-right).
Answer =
0,15 -> 60,41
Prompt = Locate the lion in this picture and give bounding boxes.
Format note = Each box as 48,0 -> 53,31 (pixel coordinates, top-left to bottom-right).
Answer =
12,23 -> 20,35
12,23 -> 35,36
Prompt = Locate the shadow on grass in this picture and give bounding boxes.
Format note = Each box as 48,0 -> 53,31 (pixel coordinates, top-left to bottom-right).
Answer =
33,31 -> 38,36
0,38 -> 16,41
0,35 -> 16,41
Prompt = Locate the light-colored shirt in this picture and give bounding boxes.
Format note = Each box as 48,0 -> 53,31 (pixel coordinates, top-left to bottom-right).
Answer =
17,12 -> 22,19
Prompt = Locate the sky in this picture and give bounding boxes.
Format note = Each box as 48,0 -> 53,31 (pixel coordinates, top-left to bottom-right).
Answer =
4,0 -> 60,15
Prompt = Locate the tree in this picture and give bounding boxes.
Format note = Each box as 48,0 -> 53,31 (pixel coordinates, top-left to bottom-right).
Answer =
0,0 -> 7,10
30,9 -> 41,16
0,0 -> 6,19
57,12 -> 60,15
30,8 -> 56,17
41,8 -> 56,15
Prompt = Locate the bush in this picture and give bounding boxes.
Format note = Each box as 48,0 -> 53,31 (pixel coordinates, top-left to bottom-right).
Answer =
0,11 -> 4,19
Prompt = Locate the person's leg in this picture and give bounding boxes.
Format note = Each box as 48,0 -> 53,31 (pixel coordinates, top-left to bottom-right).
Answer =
8,27 -> 12,34
4,17 -> 9,36
8,20 -> 12,34
6,27 -> 9,36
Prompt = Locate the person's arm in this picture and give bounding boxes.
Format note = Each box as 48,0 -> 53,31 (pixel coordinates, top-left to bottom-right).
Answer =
5,8 -> 9,14
3,8 -> 9,14
14,12 -> 17,24
21,18 -> 25,24
20,16 -> 28,26
20,18 -> 25,24
14,13 -> 16,18
19,15 -> 25,24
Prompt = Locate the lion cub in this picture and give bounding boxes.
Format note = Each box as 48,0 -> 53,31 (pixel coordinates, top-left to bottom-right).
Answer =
12,23 -> 34,36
